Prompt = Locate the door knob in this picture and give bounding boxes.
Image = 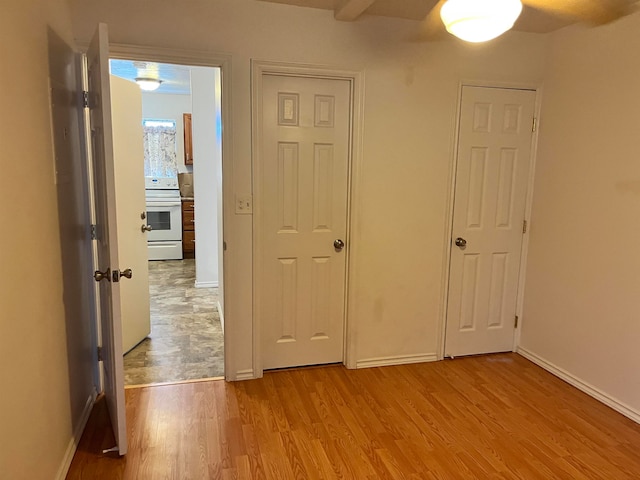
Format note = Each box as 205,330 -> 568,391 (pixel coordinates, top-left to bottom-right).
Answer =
94,268 -> 111,282
111,268 -> 133,282
334,239 -> 345,251
141,224 -> 152,232
455,237 -> 467,248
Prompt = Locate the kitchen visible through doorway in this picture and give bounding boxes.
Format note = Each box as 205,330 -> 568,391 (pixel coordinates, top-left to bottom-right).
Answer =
109,58 -> 224,385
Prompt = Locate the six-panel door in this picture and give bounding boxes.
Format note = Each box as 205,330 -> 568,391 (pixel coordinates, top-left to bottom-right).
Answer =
446,86 -> 536,358
260,74 -> 351,370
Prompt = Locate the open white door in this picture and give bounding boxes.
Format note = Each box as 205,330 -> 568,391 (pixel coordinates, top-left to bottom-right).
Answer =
110,75 -> 151,354
445,86 -> 536,358
86,23 -> 127,455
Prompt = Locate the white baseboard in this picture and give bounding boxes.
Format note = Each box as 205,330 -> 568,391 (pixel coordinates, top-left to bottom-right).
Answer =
356,353 -> 438,369
233,369 -> 255,381
517,347 -> 640,425
216,300 -> 224,333
55,389 -> 98,480
195,281 -> 219,288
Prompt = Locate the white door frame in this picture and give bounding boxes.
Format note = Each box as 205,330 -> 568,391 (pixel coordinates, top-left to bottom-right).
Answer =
438,80 -> 543,360
99,43 -> 233,378
251,61 -> 364,377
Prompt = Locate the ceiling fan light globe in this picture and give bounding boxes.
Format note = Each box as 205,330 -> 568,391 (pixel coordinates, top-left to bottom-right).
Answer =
440,0 -> 523,43
135,78 -> 162,91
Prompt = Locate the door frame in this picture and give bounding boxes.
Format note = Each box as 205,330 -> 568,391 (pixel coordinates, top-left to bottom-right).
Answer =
96,42 -> 233,378
251,61 -> 364,377
438,80 -> 543,360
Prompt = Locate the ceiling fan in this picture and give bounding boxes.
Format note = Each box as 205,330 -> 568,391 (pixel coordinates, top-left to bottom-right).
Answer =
421,0 -> 638,43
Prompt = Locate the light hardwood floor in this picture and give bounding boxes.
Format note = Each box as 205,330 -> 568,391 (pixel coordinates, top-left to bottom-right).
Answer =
67,353 -> 640,479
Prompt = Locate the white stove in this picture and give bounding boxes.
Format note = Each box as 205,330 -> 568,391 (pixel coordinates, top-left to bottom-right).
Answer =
145,177 -> 183,260
146,176 -> 178,190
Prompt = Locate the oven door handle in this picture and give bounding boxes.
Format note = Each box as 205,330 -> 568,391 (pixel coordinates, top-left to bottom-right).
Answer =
146,202 -> 181,207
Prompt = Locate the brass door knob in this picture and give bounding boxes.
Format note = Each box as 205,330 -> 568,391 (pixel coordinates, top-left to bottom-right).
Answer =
94,268 -> 111,282
334,239 -> 345,251
455,237 -> 467,248
141,224 -> 153,233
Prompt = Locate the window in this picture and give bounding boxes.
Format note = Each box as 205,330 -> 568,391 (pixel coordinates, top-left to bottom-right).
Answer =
143,119 -> 177,178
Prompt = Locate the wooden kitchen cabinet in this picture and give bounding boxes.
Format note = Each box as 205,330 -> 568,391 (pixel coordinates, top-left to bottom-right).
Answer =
183,113 -> 193,165
182,199 -> 195,258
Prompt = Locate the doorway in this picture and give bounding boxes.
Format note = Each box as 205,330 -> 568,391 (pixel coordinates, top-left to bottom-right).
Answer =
108,58 -> 225,386
444,85 -> 537,358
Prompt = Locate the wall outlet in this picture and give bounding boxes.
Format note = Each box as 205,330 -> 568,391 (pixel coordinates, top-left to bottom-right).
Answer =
235,194 -> 253,214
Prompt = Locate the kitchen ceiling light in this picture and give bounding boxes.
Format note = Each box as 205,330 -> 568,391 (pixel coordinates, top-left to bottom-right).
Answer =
135,77 -> 162,91
440,0 -> 523,43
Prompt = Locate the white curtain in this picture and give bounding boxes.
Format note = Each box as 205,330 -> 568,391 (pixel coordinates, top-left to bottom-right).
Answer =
143,125 -> 178,178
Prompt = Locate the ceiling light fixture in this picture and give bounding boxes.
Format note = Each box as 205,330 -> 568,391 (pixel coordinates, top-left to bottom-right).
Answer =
135,77 -> 162,91
440,0 -> 523,43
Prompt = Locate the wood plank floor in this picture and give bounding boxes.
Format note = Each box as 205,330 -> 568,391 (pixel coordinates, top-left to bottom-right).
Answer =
67,353 -> 640,479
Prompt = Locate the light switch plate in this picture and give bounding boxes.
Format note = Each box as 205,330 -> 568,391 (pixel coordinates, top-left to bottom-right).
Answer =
235,194 -> 253,214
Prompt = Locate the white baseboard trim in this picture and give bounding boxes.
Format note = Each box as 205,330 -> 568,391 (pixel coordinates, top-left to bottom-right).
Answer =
233,369 -> 255,381
517,347 -> 640,425
216,300 -> 224,333
195,281 -> 219,288
356,353 -> 438,369
55,389 -> 98,480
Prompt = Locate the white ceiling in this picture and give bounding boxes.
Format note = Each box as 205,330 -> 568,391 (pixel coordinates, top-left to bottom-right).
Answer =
257,0 -> 637,34
109,59 -> 192,95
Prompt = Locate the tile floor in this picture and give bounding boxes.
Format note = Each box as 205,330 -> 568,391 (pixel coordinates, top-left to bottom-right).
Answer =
123,259 -> 224,386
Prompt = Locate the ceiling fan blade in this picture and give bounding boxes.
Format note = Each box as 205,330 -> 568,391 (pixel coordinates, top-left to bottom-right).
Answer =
522,0 -> 635,25
417,0 -> 448,40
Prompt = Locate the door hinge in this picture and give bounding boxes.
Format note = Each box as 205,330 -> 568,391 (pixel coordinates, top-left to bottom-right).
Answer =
532,117 -> 537,133
223,241 -> 227,251
515,315 -> 519,328
82,90 -> 89,109
523,220 -> 528,234
90,224 -> 97,240
97,346 -> 103,362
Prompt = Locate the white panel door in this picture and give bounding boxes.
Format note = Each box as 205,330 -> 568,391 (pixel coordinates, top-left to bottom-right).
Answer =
86,23 -> 127,455
110,75 -> 151,354
260,74 -> 351,370
446,86 -> 536,358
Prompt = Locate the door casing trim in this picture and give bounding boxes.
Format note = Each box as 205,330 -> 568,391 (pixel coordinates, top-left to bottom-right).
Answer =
251,60 -> 365,377
438,80 -> 543,360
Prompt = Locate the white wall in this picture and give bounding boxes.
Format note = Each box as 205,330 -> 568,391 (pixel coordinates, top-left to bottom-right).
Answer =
520,13 -> 640,417
141,91 -> 192,174
1,1 -> 96,478
69,0 -> 548,378
192,67 -> 221,287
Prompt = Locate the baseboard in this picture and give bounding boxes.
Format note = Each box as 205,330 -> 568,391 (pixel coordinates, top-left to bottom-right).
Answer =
195,281 -> 218,288
356,353 -> 438,369
55,389 -> 98,480
517,347 -> 640,425
233,369 -> 255,381
216,300 -> 224,333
